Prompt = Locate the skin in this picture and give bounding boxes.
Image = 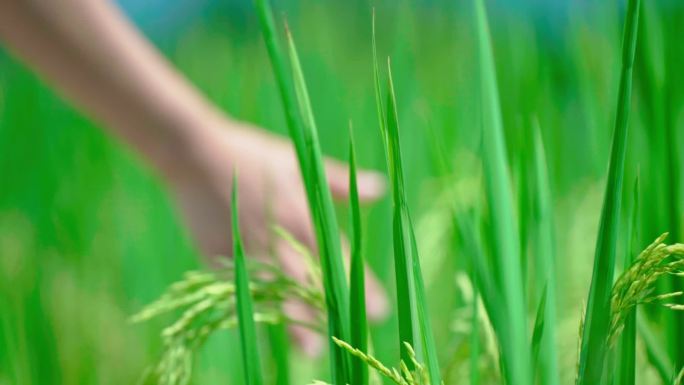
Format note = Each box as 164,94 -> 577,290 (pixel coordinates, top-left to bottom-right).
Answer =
0,0 -> 388,355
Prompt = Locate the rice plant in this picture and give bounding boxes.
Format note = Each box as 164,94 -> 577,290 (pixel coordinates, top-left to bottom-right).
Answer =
126,0 -> 684,384
576,0 -> 641,382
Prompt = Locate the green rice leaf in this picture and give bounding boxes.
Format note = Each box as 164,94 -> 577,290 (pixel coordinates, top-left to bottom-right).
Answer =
616,177 -> 640,385
232,175 -> 264,385
284,26 -> 351,385
372,10 -> 388,156
348,129 -> 369,385
252,0 -> 309,179
383,58 -> 441,385
531,123 -> 560,385
470,273 -> 480,385
454,213 -> 503,341
384,57 -> 416,367
252,0 -> 351,382
576,0 -> 640,382
267,323 -> 290,385
672,367 -> 684,385
473,0 -> 531,383
531,285 -> 548,376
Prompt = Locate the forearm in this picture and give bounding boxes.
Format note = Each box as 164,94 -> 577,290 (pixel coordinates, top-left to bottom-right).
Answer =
0,0 -> 229,180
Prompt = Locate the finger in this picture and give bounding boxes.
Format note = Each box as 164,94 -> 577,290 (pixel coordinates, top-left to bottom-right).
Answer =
283,300 -> 324,357
325,159 -> 386,202
364,264 -> 390,320
277,195 -> 319,255
340,234 -> 390,321
276,237 -> 311,284
276,238 -> 325,356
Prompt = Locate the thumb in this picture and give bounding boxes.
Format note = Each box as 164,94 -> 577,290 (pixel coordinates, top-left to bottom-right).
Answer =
325,158 -> 386,202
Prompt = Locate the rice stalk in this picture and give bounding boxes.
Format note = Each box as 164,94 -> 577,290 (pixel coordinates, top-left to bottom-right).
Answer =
348,129 -> 369,385
267,322 -> 290,385
332,337 -> 430,385
609,233 -> 684,347
576,0 -> 641,382
615,177 -> 640,385
469,273 -> 480,385
232,175 -> 264,385
252,0 -> 351,381
473,0 -> 530,383
673,366 -> 684,385
380,57 -> 441,385
284,22 -> 352,385
530,286 -> 548,376
531,122 -> 560,385
131,231 -> 325,385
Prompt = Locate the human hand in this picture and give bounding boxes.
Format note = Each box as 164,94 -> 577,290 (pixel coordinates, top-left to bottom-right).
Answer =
167,118 -> 389,356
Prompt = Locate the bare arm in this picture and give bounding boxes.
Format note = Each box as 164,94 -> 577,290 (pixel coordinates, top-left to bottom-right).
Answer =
0,0 -> 388,353
0,0 -> 226,181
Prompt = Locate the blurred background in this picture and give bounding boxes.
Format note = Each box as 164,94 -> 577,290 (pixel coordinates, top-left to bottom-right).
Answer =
1,0 -> 683,384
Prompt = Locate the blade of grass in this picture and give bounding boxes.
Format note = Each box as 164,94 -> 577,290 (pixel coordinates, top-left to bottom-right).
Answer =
531,285 -> 548,375
664,45 -> 684,375
470,273 -> 480,385
453,212 -> 503,345
421,84 -> 502,382
267,322 -> 290,385
232,175 -> 264,385
370,14 -> 413,366
473,0 -> 531,383
372,10 -> 388,154
384,57 -> 416,366
348,129 -> 369,385
421,66 -> 503,378
252,0 -> 309,178
531,122 -> 560,385
252,0 -> 351,382
655,0 -> 684,366
616,176 -> 640,385
383,59 -> 441,385
576,0 -> 640,383
284,26 -> 351,385
637,0 -> 682,366
516,146 -> 531,292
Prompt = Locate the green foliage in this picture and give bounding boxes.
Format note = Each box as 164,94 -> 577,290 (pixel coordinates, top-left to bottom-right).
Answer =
473,0 -> 530,383
232,177 -> 264,385
6,0 -> 684,384
267,322 -> 290,385
252,0 -> 351,382
616,177 -> 640,385
637,317 -> 674,383
333,338 -> 429,385
531,124 -> 560,385
530,286 -> 548,376
379,56 -> 441,385
576,0 -> 641,382
609,234 -> 684,346
348,132 -> 369,385
130,235 -> 324,385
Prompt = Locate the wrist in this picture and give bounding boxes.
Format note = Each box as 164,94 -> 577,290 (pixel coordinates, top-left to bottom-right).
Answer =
150,108 -> 229,186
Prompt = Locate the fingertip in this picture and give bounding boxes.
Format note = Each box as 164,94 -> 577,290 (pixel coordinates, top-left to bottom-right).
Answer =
357,171 -> 387,201
290,324 -> 325,357
365,269 -> 390,320
283,300 -> 324,357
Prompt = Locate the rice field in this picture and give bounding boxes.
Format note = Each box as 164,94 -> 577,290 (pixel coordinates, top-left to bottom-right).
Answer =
2,0 -> 684,384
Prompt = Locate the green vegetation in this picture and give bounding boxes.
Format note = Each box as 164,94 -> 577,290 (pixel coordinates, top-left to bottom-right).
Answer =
348,132 -> 369,385
4,0 -> 684,384
232,176 -> 264,385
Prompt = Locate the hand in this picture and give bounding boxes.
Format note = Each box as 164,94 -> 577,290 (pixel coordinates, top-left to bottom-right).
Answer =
167,118 -> 389,356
